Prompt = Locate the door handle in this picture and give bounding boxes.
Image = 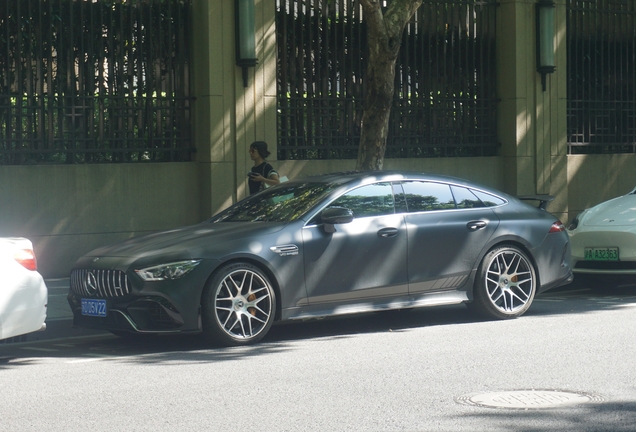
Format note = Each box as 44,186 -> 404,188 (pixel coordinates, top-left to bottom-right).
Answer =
378,227 -> 399,238
467,221 -> 488,231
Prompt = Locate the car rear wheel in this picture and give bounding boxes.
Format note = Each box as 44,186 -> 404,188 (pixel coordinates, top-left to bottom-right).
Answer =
202,263 -> 276,346
469,245 -> 537,319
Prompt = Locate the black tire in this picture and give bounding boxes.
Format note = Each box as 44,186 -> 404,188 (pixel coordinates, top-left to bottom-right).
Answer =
201,262 -> 276,346
469,245 -> 537,320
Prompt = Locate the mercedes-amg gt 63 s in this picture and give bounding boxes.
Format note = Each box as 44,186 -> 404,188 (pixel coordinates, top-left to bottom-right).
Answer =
68,171 -> 573,346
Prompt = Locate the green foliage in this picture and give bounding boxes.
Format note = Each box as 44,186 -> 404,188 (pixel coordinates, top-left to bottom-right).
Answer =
276,0 -> 499,160
0,0 -> 193,165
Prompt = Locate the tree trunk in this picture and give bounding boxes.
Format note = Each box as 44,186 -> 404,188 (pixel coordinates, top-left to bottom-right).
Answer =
356,0 -> 422,171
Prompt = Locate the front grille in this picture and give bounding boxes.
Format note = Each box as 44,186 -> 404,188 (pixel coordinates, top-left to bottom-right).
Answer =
70,269 -> 132,298
575,261 -> 636,270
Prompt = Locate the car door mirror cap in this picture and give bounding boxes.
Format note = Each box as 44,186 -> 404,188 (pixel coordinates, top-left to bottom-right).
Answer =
321,207 -> 354,233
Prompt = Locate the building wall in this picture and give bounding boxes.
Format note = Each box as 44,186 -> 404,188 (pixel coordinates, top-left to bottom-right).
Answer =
1,0 -> 634,278
568,154 -> 636,218
0,164 -> 201,278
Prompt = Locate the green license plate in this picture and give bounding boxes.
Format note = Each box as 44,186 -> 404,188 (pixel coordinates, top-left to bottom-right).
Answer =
584,247 -> 619,261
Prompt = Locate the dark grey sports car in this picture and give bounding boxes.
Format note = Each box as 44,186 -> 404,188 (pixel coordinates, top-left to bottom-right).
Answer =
68,171 -> 573,346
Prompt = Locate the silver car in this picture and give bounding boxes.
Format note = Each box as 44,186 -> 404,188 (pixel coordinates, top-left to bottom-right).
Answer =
68,171 -> 572,346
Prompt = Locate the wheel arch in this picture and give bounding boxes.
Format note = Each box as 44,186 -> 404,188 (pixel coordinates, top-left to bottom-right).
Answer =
468,239 -> 540,319
200,256 -> 283,322
473,239 -> 541,292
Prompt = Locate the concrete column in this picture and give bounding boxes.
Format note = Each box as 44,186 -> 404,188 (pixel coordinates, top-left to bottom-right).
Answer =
191,0 -> 278,216
497,0 -> 568,221
192,0 -> 237,218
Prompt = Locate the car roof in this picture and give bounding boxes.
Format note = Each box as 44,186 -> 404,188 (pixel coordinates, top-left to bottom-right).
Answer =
288,170 -> 504,196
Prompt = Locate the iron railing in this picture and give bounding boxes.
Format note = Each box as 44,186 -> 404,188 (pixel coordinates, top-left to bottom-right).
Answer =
0,0 -> 194,165
567,0 -> 636,154
276,0 -> 499,160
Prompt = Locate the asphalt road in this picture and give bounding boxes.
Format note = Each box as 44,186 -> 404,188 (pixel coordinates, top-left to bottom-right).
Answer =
1,279 -> 635,431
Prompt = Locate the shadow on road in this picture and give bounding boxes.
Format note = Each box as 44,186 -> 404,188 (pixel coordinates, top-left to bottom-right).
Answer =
1,277 -> 635,366
456,400 -> 636,432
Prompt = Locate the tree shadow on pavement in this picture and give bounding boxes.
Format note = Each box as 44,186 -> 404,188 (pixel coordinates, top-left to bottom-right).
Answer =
456,400 -> 636,432
2,277 -> 635,366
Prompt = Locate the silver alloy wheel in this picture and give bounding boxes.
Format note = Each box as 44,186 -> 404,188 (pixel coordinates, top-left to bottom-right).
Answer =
214,268 -> 273,340
484,249 -> 535,314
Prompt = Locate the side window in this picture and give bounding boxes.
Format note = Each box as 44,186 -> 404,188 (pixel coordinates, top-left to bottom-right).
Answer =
402,181 -> 456,212
451,186 -> 485,209
329,183 -> 395,219
471,189 -> 506,207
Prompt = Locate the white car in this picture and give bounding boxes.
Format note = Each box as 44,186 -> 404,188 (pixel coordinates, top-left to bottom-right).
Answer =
567,186 -> 636,285
0,238 -> 48,342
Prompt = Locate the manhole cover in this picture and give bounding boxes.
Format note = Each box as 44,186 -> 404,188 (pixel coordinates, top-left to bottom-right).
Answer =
456,389 -> 604,410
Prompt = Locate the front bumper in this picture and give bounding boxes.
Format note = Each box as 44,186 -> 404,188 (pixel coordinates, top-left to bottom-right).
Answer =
569,228 -> 636,275
68,294 -> 194,334
68,258 -> 218,334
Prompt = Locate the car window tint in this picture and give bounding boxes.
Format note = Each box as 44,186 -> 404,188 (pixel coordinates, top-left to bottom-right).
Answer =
451,186 -> 485,209
211,182 -> 338,222
402,181 -> 456,212
471,190 -> 506,207
329,183 -> 395,218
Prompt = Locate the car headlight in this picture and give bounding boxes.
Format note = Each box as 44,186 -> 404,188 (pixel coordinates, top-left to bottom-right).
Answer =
567,210 -> 587,231
567,215 -> 580,231
135,260 -> 202,281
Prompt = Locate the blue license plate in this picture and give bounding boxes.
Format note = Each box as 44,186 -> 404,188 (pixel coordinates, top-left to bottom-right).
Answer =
81,298 -> 107,317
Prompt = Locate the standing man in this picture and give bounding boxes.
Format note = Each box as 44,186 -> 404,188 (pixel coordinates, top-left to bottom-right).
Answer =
248,141 -> 280,195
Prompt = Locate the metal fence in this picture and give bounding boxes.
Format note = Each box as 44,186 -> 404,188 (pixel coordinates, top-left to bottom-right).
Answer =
0,0 -> 194,165
567,0 -> 636,154
276,0 -> 499,160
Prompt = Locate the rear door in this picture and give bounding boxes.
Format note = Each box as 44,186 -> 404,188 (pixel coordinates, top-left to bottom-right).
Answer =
400,182 -> 500,294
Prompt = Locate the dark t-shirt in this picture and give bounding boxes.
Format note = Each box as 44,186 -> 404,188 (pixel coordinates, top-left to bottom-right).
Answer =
249,162 -> 278,195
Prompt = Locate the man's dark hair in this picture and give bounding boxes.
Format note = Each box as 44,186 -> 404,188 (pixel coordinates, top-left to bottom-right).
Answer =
250,141 -> 270,159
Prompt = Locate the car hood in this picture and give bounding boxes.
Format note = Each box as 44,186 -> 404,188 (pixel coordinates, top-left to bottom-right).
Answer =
84,222 -> 287,258
583,194 -> 636,227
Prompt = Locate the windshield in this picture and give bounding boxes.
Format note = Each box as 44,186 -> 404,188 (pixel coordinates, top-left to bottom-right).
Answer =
210,182 -> 339,222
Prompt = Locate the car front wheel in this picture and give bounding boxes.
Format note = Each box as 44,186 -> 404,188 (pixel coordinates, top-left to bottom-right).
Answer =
202,262 -> 276,346
469,245 -> 537,319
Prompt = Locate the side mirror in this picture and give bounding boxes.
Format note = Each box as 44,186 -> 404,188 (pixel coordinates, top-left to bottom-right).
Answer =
321,207 -> 353,233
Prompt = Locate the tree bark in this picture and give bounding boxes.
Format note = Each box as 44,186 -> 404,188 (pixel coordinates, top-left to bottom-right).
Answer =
356,0 -> 422,171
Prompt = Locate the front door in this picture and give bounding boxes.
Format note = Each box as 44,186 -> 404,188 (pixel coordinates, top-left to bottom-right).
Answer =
302,182 -> 408,304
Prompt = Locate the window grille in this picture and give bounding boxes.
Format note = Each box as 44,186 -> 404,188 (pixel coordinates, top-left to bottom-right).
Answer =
567,0 -> 636,154
276,0 -> 499,160
0,0 -> 194,165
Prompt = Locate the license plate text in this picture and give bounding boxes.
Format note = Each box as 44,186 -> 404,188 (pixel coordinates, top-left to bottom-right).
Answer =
584,247 -> 619,261
81,298 -> 107,317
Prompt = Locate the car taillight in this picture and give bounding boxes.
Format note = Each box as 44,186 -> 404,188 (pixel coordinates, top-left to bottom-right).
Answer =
14,249 -> 38,271
549,221 -> 566,233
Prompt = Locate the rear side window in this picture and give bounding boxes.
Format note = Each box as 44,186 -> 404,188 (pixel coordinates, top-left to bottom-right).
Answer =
451,186 -> 485,209
402,181 -> 456,212
329,182 -> 395,218
471,189 -> 506,207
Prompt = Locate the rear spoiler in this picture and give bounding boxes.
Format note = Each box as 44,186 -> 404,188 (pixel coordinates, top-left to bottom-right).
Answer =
518,195 -> 554,211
